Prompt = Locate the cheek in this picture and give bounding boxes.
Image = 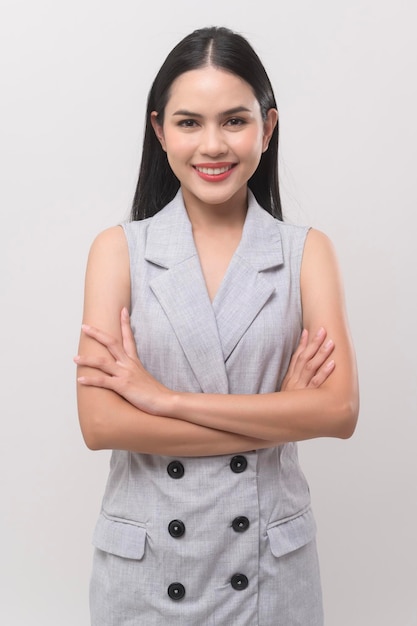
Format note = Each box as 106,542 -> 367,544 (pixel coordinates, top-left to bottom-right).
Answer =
164,133 -> 196,161
234,128 -> 264,157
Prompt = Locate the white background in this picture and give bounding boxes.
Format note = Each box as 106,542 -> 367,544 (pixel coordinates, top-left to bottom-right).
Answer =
1,1 -> 416,624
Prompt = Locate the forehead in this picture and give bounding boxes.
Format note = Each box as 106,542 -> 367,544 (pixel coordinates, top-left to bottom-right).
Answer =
166,66 -> 259,112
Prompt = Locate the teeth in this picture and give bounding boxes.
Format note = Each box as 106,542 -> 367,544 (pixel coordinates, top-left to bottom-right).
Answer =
196,165 -> 232,175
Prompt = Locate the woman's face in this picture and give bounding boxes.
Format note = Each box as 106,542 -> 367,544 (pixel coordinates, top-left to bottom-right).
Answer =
151,66 -> 277,212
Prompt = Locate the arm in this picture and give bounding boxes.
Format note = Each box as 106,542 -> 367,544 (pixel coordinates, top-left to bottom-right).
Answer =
76,227 -> 290,455
77,228 -> 354,447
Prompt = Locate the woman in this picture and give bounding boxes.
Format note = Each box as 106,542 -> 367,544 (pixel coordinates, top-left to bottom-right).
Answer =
75,26 -> 359,626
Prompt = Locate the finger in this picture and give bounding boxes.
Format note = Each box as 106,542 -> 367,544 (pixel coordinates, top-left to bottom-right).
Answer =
308,359 -> 335,388
77,373 -> 119,391
288,328 -> 327,380
81,324 -> 125,362
298,340 -> 335,386
120,308 -> 139,359
297,328 -> 309,350
301,327 -> 328,360
295,329 -> 309,357
291,331 -> 334,386
74,354 -> 118,375
305,338 -> 335,373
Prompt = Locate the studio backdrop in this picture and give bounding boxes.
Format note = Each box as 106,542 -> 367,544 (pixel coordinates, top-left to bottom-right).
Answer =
0,1 -> 416,624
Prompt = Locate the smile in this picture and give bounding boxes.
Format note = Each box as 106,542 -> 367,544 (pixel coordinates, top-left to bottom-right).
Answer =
193,163 -> 236,182
194,165 -> 234,175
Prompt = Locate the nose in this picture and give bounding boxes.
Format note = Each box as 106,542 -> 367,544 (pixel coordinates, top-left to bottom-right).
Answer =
200,124 -> 227,157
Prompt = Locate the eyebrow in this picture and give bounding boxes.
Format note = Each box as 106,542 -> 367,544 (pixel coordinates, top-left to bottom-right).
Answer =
172,106 -> 252,117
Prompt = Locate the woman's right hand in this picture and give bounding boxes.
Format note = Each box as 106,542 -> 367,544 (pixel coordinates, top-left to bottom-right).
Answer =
75,308 -> 175,416
281,328 -> 335,392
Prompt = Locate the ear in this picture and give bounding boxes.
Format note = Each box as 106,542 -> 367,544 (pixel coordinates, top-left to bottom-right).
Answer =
150,111 -> 166,151
262,108 -> 278,153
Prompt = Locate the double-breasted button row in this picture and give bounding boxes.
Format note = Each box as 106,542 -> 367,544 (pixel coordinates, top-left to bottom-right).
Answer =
168,455 -> 248,477
230,455 -> 249,533
166,456 -> 250,601
168,575 -> 248,601
230,457 -> 250,590
168,455 -> 248,476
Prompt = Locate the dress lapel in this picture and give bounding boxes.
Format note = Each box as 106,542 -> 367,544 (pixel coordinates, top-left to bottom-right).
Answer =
145,192 -> 229,394
144,190 -> 284,388
212,192 -> 284,361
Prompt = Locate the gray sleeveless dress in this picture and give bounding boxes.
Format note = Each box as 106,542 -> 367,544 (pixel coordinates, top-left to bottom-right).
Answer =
89,190 -> 324,625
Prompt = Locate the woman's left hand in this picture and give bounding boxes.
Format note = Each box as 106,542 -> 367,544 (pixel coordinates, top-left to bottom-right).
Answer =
75,308 -> 172,415
281,327 -> 335,392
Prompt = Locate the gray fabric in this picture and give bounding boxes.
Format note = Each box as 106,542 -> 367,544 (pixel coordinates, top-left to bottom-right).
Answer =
89,190 -> 324,625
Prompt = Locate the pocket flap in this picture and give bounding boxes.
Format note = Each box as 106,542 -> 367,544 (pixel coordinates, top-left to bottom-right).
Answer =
267,507 -> 317,558
92,513 -> 147,560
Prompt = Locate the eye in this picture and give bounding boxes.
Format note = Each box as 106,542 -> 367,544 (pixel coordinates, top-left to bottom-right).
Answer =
225,117 -> 246,128
177,119 -> 199,128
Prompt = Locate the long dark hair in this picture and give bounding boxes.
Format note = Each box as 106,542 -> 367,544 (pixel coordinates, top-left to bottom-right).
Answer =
131,26 -> 282,221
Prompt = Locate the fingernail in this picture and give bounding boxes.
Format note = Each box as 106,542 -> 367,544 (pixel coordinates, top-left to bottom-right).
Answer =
81,324 -> 90,331
324,340 -> 333,349
316,327 -> 325,337
73,355 -> 80,363
122,307 -> 129,319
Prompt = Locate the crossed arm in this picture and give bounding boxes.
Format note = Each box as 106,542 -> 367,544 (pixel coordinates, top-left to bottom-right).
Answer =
75,226 -> 359,455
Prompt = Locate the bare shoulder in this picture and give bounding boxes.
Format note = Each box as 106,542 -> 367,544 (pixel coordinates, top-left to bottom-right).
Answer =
86,225 -> 129,282
304,227 -> 336,255
88,225 -> 128,259
302,228 -> 342,280
86,226 -> 129,283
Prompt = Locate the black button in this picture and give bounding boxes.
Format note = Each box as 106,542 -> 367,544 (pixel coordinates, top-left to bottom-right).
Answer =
167,460 -> 184,479
232,516 -> 250,533
167,582 -> 186,600
168,519 -> 186,538
231,573 -> 249,590
230,455 -> 247,473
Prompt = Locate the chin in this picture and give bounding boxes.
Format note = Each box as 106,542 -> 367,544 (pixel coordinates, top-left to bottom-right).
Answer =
184,184 -> 247,209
